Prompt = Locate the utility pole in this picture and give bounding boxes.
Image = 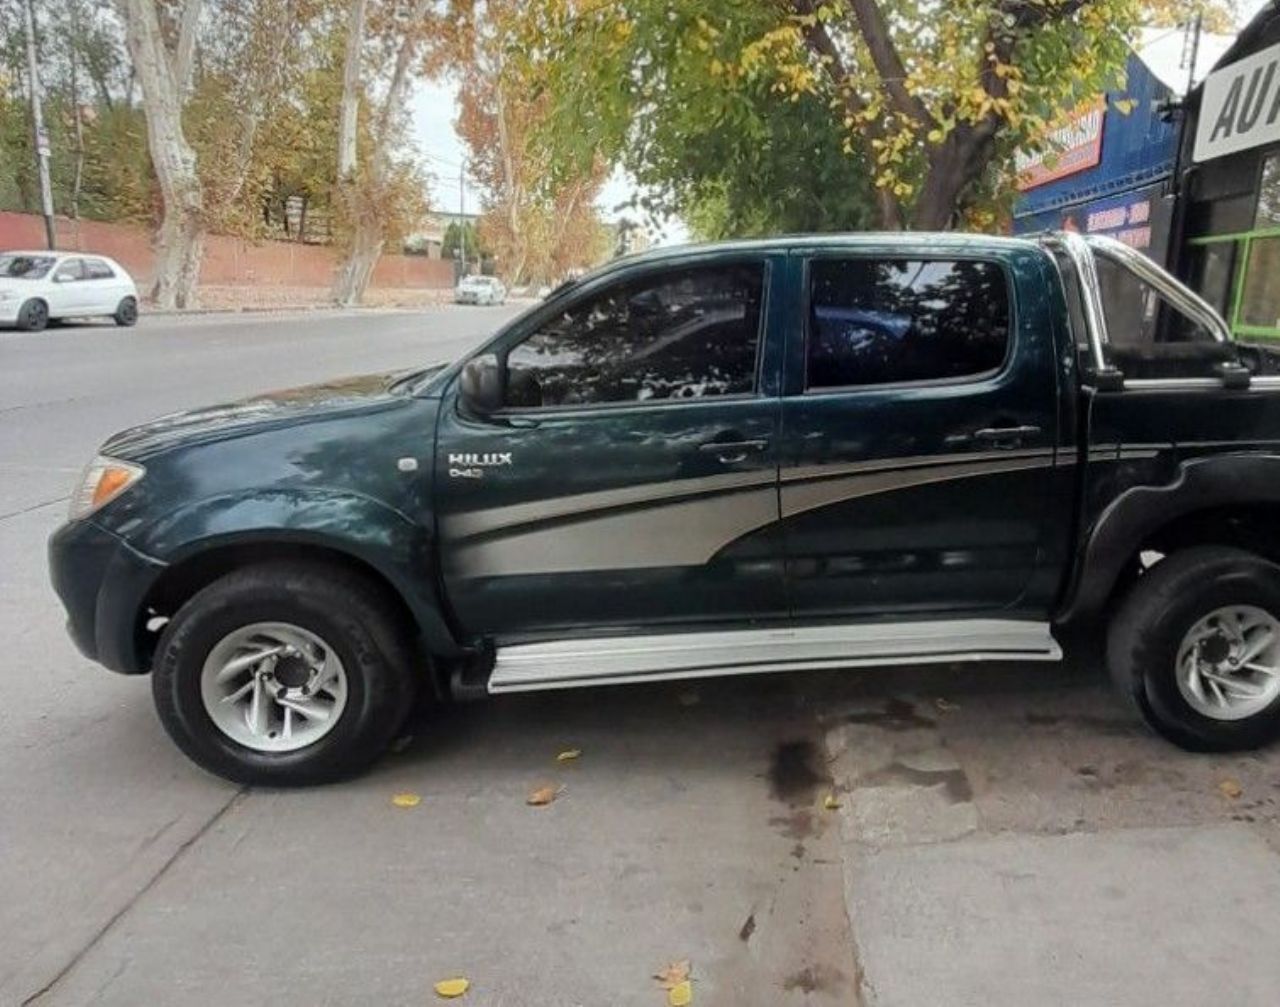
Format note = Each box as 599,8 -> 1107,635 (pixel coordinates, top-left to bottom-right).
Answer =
458,159 -> 467,278
22,0 -> 56,250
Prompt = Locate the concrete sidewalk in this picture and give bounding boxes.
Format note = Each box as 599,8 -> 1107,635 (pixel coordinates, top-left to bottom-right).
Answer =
824,678 -> 1280,1007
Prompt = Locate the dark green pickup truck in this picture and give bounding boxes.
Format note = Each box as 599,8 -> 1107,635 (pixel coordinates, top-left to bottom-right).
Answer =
49,232 -> 1280,784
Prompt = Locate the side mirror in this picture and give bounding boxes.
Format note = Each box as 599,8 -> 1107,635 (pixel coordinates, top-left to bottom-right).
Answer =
459,353 -> 503,414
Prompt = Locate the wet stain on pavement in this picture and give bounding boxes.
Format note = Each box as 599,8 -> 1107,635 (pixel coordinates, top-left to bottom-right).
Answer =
845,698 -> 936,731
782,964 -> 847,994
769,740 -> 830,805
769,809 -> 817,839
859,761 -> 974,803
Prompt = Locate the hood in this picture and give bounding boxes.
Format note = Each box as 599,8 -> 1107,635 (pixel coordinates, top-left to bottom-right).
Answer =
101,368 -> 437,461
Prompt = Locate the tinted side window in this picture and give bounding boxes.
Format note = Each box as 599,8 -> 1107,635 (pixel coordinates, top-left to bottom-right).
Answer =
505,263 -> 764,408
807,258 -> 1009,388
84,259 -> 116,279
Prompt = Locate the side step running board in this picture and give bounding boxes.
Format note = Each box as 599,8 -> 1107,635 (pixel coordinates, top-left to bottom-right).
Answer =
488,619 -> 1062,693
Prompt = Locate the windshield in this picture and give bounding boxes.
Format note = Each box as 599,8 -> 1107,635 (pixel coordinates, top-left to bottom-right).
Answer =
0,255 -> 55,280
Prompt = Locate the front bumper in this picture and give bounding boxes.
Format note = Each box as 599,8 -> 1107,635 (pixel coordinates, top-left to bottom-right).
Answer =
48,518 -> 168,674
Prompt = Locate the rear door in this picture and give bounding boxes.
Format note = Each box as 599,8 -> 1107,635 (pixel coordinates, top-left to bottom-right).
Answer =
435,254 -> 788,640
81,258 -> 122,313
778,246 -> 1061,620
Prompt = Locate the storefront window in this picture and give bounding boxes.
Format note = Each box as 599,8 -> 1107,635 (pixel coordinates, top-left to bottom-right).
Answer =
1184,241 -> 1237,320
1240,236 -> 1280,331
1256,155 -> 1280,230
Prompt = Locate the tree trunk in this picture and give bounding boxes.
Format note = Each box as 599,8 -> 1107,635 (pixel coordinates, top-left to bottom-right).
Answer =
120,0 -> 204,309
330,0 -> 428,305
152,191 -> 204,307
331,215 -> 382,306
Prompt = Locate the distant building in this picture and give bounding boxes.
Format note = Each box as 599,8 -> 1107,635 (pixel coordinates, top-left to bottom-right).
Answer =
404,211 -> 481,259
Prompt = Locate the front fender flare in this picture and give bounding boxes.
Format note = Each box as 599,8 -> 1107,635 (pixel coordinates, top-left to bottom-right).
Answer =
131,487 -> 463,656
1057,453 -> 1280,625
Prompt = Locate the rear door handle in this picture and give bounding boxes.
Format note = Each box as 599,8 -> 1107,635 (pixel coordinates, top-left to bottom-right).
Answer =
699,439 -> 769,463
971,425 -> 1042,449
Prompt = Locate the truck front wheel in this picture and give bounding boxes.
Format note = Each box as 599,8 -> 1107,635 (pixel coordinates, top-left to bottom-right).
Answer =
1107,546 -> 1280,752
152,562 -> 416,785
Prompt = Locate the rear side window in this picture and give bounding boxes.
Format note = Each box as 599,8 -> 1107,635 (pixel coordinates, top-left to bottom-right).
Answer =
807,258 -> 1010,389
54,258 -> 85,281
505,262 -> 764,408
84,259 -> 116,279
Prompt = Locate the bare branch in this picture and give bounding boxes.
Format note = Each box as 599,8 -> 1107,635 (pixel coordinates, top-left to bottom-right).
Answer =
336,0 -> 367,180
843,0 -> 934,127
172,0 -> 202,94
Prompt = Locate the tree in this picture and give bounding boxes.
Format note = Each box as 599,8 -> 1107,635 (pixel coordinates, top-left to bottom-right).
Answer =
441,219 -> 479,260
454,0 -> 608,287
531,0 -> 1155,231
118,0 -> 204,307
116,0 -> 298,307
330,0 -> 450,305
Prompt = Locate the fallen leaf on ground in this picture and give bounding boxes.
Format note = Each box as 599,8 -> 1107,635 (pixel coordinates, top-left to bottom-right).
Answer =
935,697 -> 960,712
390,792 -> 421,808
433,977 -> 469,998
1218,778 -> 1243,799
823,793 -> 842,810
526,784 -> 561,806
556,749 -> 582,762
653,959 -> 691,990
668,980 -> 693,1006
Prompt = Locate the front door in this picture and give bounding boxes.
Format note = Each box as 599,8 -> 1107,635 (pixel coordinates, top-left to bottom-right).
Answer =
48,257 -> 87,315
779,249 -> 1061,621
436,255 -> 788,641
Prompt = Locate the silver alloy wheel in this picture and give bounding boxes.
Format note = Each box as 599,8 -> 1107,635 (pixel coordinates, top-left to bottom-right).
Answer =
200,622 -> 348,752
1176,605 -> 1280,721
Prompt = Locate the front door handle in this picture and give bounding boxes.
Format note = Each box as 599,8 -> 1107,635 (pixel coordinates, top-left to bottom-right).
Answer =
699,439 -> 769,464
971,425 -> 1042,449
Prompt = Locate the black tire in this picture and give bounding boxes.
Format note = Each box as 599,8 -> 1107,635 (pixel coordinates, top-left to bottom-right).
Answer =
114,296 -> 138,327
152,562 -> 417,785
1107,546 -> 1280,752
17,298 -> 48,332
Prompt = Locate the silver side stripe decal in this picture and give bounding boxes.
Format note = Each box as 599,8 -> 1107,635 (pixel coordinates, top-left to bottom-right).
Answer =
446,448 -> 1059,579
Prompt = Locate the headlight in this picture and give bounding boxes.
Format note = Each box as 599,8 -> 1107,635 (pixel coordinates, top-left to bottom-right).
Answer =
68,456 -> 145,521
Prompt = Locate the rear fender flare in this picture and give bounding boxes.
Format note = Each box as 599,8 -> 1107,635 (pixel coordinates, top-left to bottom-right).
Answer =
1057,453 -> 1280,625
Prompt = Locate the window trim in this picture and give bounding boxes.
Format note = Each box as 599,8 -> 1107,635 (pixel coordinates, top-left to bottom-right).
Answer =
798,252 -> 1017,396
489,257 -> 773,416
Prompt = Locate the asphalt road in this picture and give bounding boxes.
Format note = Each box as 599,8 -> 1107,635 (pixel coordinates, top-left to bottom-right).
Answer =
3,308 -> 1279,1006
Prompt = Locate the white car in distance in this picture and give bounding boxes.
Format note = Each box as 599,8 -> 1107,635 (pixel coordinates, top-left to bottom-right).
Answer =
454,274 -> 506,306
0,251 -> 140,331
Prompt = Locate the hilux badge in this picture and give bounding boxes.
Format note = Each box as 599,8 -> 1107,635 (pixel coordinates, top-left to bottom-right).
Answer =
448,452 -> 512,480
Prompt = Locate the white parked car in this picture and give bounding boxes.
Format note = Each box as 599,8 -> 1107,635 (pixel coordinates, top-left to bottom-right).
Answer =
454,274 -> 506,306
0,251 -> 139,331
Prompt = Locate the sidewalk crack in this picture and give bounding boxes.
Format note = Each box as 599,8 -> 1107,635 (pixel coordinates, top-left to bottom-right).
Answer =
21,787 -> 247,1005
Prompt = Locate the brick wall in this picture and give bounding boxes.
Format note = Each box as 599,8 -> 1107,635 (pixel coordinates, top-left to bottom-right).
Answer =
0,212 -> 455,293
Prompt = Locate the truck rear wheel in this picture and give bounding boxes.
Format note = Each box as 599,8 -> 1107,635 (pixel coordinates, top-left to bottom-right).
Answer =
1107,546 -> 1280,752
152,562 -> 416,785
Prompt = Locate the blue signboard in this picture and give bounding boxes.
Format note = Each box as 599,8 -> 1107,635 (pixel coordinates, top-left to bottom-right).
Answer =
1013,50 -> 1180,234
